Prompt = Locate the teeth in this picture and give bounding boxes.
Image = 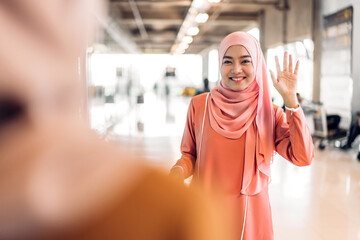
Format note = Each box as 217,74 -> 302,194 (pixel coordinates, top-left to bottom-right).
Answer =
231,77 -> 244,81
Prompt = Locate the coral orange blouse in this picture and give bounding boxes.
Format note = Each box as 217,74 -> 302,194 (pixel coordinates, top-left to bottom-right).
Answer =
173,93 -> 314,240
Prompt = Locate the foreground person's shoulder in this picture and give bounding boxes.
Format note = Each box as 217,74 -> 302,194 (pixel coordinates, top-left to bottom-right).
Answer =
71,167 -> 232,240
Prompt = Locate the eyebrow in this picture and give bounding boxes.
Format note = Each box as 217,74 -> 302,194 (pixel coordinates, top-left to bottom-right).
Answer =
223,55 -> 251,59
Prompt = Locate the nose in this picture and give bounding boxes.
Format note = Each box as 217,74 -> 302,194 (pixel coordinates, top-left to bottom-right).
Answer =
231,62 -> 242,74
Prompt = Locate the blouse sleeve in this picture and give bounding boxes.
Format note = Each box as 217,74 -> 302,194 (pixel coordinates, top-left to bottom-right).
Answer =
171,99 -> 197,178
274,105 -> 314,166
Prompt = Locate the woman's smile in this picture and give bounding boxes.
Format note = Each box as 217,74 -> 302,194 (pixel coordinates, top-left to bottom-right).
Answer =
229,76 -> 246,82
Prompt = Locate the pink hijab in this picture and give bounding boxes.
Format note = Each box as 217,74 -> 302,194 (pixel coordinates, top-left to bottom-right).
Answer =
208,32 -> 275,195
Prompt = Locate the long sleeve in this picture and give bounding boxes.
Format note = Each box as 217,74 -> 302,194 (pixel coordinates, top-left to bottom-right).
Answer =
274,105 -> 314,166
172,99 -> 197,178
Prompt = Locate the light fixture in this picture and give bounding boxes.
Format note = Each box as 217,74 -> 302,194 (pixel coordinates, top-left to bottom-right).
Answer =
171,0 -> 213,54
175,48 -> 185,54
183,36 -> 193,44
208,0 -> 221,3
187,27 -> 200,36
183,20 -> 191,28
195,13 -> 209,23
179,42 -> 189,49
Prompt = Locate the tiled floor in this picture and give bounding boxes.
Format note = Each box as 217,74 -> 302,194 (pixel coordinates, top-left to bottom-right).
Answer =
271,147 -> 360,240
93,93 -> 360,240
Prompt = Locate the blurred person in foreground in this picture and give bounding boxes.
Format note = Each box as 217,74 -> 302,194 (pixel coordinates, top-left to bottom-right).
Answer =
170,32 -> 314,240
0,1 -> 229,239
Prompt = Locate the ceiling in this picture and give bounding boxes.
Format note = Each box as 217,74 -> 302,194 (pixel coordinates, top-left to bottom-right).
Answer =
101,0 -> 285,54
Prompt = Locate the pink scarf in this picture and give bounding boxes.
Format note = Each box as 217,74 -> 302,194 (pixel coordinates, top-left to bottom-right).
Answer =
208,32 -> 274,195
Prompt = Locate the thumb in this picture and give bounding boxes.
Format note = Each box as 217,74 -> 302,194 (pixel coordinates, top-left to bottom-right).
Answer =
269,70 -> 277,85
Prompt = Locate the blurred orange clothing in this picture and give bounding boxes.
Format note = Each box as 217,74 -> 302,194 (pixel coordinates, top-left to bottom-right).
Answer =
173,93 -> 314,240
0,0 -> 230,239
0,116 -> 228,240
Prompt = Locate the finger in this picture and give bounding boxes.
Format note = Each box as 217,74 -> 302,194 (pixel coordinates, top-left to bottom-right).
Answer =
269,70 -> 277,85
283,52 -> 288,72
294,60 -> 300,75
289,54 -> 293,73
275,56 -> 281,73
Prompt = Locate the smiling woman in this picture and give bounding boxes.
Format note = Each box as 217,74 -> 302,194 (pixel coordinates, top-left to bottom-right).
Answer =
170,31 -> 314,240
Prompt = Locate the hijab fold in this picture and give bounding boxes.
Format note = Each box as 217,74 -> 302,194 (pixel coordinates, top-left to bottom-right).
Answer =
208,32 -> 274,196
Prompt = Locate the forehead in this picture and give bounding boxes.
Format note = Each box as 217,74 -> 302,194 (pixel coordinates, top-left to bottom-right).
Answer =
224,45 -> 250,57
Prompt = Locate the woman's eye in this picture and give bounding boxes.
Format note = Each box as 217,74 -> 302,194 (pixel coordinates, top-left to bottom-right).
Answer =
242,59 -> 251,64
223,60 -> 232,64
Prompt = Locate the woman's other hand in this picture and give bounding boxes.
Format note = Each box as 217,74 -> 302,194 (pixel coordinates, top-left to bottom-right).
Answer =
269,52 -> 299,108
169,166 -> 184,182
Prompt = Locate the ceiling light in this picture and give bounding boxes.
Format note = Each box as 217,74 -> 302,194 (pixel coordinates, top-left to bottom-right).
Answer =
175,49 -> 185,54
196,13 -> 209,23
189,7 -> 197,15
183,20 -> 191,28
171,0 -> 211,54
208,0 -> 221,3
187,27 -> 200,36
183,36 -> 193,44
192,0 -> 208,9
179,42 -> 189,49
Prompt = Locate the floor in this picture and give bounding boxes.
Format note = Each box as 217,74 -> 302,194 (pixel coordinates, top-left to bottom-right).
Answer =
91,92 -> 360,240
270,146 -> 360,240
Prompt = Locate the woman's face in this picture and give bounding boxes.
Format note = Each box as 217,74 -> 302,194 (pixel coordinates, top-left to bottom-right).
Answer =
220,45 -> 255,91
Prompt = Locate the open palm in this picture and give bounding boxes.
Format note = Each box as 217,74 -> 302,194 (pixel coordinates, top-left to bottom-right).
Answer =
269,52 -> 299,97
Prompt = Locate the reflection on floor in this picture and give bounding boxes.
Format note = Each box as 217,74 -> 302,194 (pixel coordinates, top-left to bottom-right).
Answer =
271,147 -> 360,240
92,93 -> 360,240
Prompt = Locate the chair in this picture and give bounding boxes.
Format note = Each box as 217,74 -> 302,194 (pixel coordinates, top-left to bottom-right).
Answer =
312,106 -> 347,150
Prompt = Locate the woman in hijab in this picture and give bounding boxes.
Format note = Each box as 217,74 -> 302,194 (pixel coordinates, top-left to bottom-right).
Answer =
170,31 -> 314,240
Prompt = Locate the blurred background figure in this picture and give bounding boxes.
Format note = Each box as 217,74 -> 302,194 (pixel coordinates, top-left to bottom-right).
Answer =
195,78 -> 210,96
0,1 -> 229,239
296,92 -> 303,105
341,112 -> 360,158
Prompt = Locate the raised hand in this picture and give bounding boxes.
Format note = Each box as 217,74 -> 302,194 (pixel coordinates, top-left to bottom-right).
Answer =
269,52 -> 299,108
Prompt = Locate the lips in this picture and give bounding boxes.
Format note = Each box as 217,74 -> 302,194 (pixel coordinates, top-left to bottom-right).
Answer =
229,76 -> 246,81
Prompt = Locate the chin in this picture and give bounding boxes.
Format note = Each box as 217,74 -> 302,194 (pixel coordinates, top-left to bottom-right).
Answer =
232,83 -> 250,91
230,83 -> 245,91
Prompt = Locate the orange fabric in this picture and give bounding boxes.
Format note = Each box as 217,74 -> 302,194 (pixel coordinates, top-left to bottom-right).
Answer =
0,1 -> 230,239
173,93 -> 314,239
0,118 -> 230,240
209,32 -> 275,195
